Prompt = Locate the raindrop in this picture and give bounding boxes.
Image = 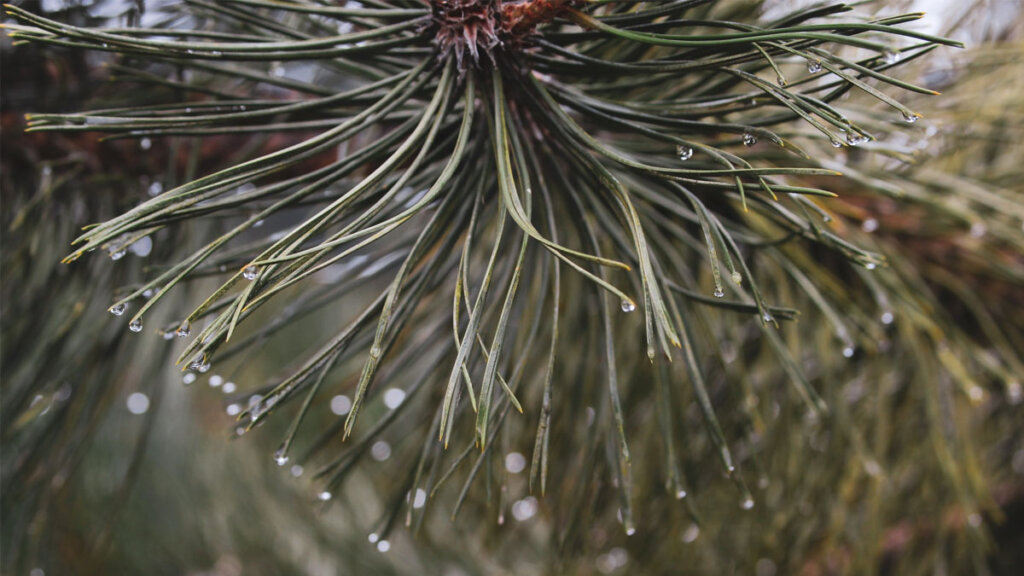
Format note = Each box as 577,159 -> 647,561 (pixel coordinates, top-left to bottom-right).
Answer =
511,496 -> 538,521
222,382 -> 237,394
368,533 -> 379,544
110,249 -> 127,260
183,373 -> 197,385
846,131 -> 867,146
505,452 -> 526,474
226,404 -> 240,416
731,271 -> 743,285
620,299 -> 636,313
376,540 -> 391,553
242,266 -> 259,280
676,145 -> 693,161
129,319 -> 143,333
762,312 -> 775,324
142,289 -> 154,298
176,322 -> 191,337
968,513 -> 982,528
625,527 -> 636,536
140,138 -> 152,150
413,488 -> 427,509
968,387 -> 984,402
383,388 -> 405,409
318,491 -> 332,501
147,181 -> 163,196
330,395 -> 352,415
675,489 -> 687,499
1007,381 -> 1022,405
776,75 -> 786,87
713,287 -> 725,298
902,111 -> 919,123
862,218 -> 879,233
742,133 -> 758,147
110,303 -> 127,316
865,262 -> 877,270
369,344 -> 383,359
371,441 -> 392,461
830,138 -> 843,148
842,346 -> 855,358
129,236 -> 152,257
290,464 -> 304,477
969,222 -> 987,238
741,497 -> 755,510
806,60 -> 822,74
274,448 -> 289,466
882,49 -> 900,65
126,392 -> 149,414
209,375 -> 223,388
682,523 -> 700,543
881,311 -> 895,325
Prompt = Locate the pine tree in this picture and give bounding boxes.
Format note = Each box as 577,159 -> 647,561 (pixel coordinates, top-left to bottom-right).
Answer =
2,1 -> 1022,574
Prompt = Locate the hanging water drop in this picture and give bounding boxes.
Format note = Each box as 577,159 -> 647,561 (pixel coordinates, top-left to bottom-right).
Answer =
762,311 -> 774,324
865,262 -> 877,270
902,111 -> 919,123
731,271 -> 743,285
881,311 -> 894,325
139,138 -> 152,151
846,131 -> 867,146
675,489 -> 687,499
274,448 -> 289,466
882,49 -> 900,65
290,464 -> 304,477
830,138 -> 843,148
842,346 -> 855,358
177,321 -> 191,337
368,533 -> 379,544
369,344 -> 382,359
620,299 -> 636,313
242,266 -> 259,280
377,540 -> 391,553
110,303 -> 126,316
676,145 -> 693,161
862,218 -> 879,233
110,249 -> 127,260
776,75 -> 786,87
147,181 -> 163,196
806,60 -> 822,74
129,319 -> 143,333
318,491 -> 332,501
742,133 -> 758,147
741,497 -> 755,510
713,287 -> 725,298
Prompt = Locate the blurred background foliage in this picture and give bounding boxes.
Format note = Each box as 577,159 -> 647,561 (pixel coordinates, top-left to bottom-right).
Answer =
2,1 -> 1023,575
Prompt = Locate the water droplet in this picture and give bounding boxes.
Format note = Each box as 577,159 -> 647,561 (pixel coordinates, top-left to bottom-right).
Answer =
881,311 -> 894,325
176,322 -> 191,337
676,145 -> 693,161
274,448 -> 289,466
830,138 -> 843,148
139,138 -> 152,150
731,271 -> 743,285
675,489 -> 687,499
129,236 -> 152,257
222,382 -> 236,394
142,289 -> 154,298
842,346 -> 855,358
967,513 -> 982,528
242,266 -> 259,280
902,111 -> 919,123
776,75 -> 786,87
1007,381 -> 1022,405
383,388 -> 405,409
110,249 -> 127,260
762,312 -> 775,324
505,452 -> 526,474
968,387 -> 984,402
883,49 -> 900,65
147,181 -> 163,196
620,299 -> 636,313
682,524 -> 700,543
290,464 -> 304,477
226,403 -> 240,416
713,287 -> 725,298
969,222 -> 987,238
846,131 -> 867,146
129,319 -> 143,333
110,303 -> 126,316
413,488 -> 427,508
865,262 -> 877,270
807,60 -> 822,74
741,497 -> 755,510
742,133 -> 758,147
376,540 -> 391,553
183,373 -> 197,385
369,344 -> 382,359
186,49 -> 195,55
625,527 -> 636,536
126,392 -> 149,414
511,496 -> 538,521
862,218 -> 879,233
330,395 -> 351,415
318,491 -> 332,501
210,50 -> 222,57
371,440 -> 391,461
368,533 -> 379,543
